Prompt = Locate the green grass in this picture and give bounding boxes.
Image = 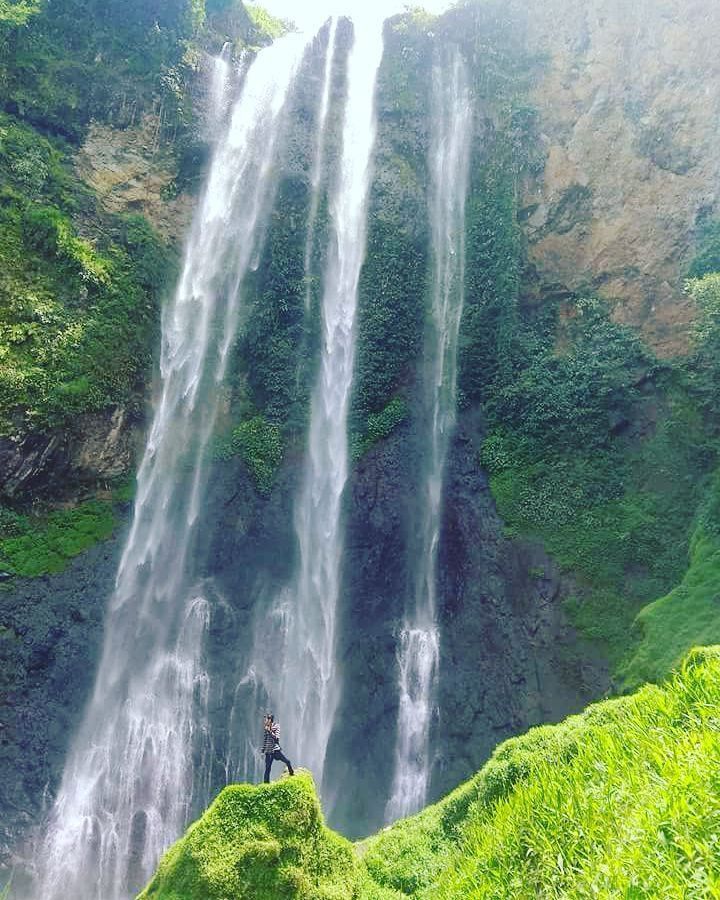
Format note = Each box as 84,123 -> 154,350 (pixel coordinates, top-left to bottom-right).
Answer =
138,772 -> 358,900
361,647 -> 720,898
429,648 -> 720,899
141,649 -> 720,899
621,528 -> 720,689
0,497 -> 117,576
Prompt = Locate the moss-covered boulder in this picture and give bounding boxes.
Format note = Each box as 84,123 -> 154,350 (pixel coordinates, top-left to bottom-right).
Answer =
138,772 -> 359,900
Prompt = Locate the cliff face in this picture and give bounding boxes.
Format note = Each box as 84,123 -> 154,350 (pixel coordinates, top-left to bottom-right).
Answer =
519,0 -> 720,356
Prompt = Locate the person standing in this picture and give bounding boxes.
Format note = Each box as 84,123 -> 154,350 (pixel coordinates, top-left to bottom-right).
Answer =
262,712 -> 294,783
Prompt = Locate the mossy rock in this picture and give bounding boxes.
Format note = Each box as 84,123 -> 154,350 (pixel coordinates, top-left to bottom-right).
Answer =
138,772 -> 359,900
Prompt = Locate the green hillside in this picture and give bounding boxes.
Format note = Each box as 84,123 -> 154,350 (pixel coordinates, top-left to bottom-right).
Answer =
142,647 -> 720,898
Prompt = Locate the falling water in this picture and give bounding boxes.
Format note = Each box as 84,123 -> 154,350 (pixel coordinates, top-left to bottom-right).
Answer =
246,16 -> 384,790
34,34 -> 312,900
207,42 -> 232,133
303,17 -> 338,311
386,46 -> 472,822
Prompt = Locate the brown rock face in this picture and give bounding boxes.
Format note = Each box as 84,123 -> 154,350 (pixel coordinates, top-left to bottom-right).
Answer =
75,115 -> 194,244
519,0 -> 720,356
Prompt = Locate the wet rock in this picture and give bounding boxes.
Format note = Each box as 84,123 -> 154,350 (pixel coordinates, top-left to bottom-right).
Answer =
0,407 -> 140,501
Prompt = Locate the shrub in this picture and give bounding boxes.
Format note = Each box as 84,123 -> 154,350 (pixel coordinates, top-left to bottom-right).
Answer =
215,416 -> 283,494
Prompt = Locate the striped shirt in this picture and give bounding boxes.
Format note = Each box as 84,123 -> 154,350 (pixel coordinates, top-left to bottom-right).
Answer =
262,722 -> 280,754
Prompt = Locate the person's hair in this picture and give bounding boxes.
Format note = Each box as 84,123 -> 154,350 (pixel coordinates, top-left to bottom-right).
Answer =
265,712 -> 274,721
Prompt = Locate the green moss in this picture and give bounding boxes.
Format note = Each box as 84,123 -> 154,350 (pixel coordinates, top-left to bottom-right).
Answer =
0,498 -> 116,576
620,469 -> 720,688
138,772 -> 359,900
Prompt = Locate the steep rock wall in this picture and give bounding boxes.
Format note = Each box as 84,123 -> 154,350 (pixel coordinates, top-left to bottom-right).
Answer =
519,0 -> 720,356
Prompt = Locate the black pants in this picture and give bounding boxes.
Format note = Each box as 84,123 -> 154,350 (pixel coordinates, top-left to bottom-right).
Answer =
264,749 -> 294,783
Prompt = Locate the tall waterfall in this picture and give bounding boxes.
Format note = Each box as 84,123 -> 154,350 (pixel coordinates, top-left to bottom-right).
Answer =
386,46 -> 472,822
35,34 -> 311,900
303,17 -> 338,311
245,16 -> 384,791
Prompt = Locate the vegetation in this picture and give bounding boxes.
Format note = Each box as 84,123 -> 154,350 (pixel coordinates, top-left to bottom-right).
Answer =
244,2 -> 290,41
0,497 -> 117,576
142,648 -> 720,898
363,646 -> 720,898
239,176 -> 316,433
688,219 -> 720,280
479,298 -> 716,669
138,772 -> 358,900
351,397 -> 409,461
0,113 -> 171,435
214,416 -> 283,494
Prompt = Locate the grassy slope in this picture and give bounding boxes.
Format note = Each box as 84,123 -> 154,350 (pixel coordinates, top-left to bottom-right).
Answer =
142,648 -> 720,899
621,527 -> 720,689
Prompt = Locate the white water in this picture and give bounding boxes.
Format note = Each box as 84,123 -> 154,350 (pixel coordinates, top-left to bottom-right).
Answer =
386,46 -> 472,822
246,17 -> 384,790
207,42 -> 232,134
34,34 -> 311,900
303,17 -> 338,310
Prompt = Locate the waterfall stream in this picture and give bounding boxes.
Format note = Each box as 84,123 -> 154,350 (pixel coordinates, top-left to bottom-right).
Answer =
386,46 -> 472,822
244,15 -> 384,794
303,17 -> 338,311
35,33 -> 312,900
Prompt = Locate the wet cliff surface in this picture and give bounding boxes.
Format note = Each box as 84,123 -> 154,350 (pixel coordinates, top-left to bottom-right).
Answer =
0,529 -> 125,866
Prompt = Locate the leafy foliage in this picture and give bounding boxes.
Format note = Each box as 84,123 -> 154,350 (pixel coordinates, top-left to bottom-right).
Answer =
481,296 -> 716,668
244,3 -> 290,40
0,114 -> 170,435
214,416 -> 283,494
239,176 -> 315,432
688,219 -> 720,279
0,0 -> 39,30
458,156 -> 521,408
0,498 -> 116,576
0,0 -> 205,141
686,273 -> 720,420
351,397 -> 409,461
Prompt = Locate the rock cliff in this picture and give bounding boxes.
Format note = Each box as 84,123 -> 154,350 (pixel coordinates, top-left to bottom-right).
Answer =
519,0 -> 720,356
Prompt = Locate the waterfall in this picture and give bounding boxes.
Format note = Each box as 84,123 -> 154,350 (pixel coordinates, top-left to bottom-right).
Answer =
244,16 -> 384,792
34,33 -> 311,900
207,42 -> 232,134
386,46 -> 472,822
303,17 -> 338,311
